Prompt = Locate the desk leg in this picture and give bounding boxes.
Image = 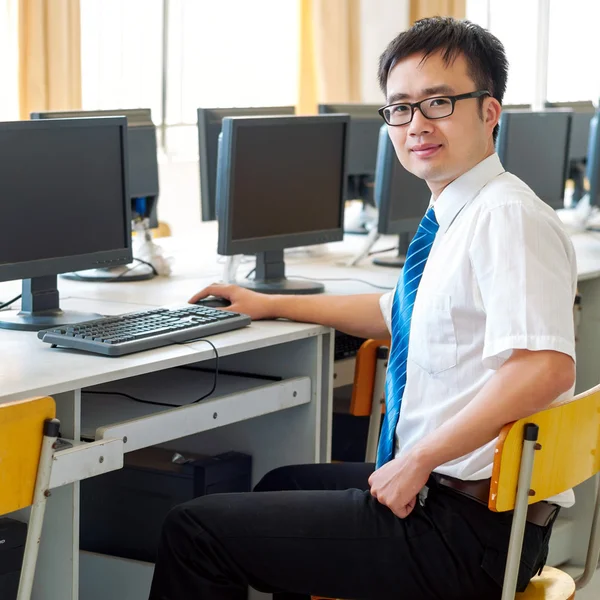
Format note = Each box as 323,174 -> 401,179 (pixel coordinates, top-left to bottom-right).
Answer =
33,390 -> 81,600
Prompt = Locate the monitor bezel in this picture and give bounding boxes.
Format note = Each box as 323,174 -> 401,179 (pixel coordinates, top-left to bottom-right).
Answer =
216,114 -> 349,256
0,117 -> 133,283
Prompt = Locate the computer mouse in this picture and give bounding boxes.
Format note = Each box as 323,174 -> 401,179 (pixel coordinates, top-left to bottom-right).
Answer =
193,296 -> 232,309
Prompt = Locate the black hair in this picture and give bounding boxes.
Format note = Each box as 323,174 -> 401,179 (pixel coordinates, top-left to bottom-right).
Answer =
378,17 -> 508,141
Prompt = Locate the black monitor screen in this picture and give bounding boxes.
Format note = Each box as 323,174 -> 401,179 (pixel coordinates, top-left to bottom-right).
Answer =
318,105 -> 381,176
198,106 -> 295,222
569,112 -> 594,162
375,128 -> 430,235
229,121 -> 344,241
496,110 -> 571,209
0,123 -> 129,266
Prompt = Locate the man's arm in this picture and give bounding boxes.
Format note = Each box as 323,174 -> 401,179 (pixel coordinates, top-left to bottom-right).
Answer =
190,284 -> 390,340
369,349 -> 575,518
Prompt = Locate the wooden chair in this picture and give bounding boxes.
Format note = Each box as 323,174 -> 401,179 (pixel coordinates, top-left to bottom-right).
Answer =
495,383 -> 600,599
315,382 -> 600,599
348,339 -> 389,463
152,221 -> 172,239
0,396 -> 59,599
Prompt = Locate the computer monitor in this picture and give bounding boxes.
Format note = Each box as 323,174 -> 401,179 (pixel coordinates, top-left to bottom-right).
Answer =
197,106 -> 295,222
319,103 -> 382,233
31,108 -> 158,281
32,108 -> 158,226
0,117 -> 131,331
547,102 -> 596,205
496,109 -> 572,210
372,125 -> 431,268
217,115 -> 349,294
587,108 -> 600,208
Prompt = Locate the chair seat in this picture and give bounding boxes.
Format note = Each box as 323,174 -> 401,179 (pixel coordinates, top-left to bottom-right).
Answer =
516,566 -> 576,600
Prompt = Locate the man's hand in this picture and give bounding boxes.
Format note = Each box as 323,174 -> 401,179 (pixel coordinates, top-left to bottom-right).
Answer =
189,284 -> 278,320
368,452 -> 431,519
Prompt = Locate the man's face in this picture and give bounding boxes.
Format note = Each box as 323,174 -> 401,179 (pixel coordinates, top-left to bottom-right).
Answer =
384,51 -> 500,196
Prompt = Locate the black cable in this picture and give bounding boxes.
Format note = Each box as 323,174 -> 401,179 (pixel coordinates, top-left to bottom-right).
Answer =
177,364 -> 282,382
0,294 -> 22,311
368,246 -> 398,257
288,275 -> 394,291
67,258 -> 157,283
245,267 -> 256,280
82,339 -> 219,408
133,257 -> 159,276
245,270 -> 393,290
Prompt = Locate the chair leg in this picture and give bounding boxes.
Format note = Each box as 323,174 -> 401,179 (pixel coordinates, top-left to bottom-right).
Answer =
364,347 -> 388,463
501,424 -> 539,600
17,419 -> 59,600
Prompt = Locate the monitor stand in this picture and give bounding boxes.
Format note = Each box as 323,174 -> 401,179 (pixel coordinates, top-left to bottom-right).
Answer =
61,262 -> 155,283
0,276 -> 102,331
238,250 -> 324,295
372,233 -> 410,268
62,221 -> 159,282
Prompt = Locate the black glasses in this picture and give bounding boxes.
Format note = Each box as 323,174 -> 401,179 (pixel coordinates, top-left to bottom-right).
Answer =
379,90 -> 490,126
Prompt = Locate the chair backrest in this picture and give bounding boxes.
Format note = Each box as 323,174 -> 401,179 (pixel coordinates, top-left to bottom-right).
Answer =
0,396 -> 56,516
490,384 -> 600,512
349,339 -> 390,417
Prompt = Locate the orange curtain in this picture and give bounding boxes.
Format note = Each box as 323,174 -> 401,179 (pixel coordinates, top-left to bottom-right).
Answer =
297,0 -> 361,115
19,0 -> 82,119
410,0 -> 465,24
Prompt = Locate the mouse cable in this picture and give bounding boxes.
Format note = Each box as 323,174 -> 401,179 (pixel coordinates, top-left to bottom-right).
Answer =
82,339 -> 219,408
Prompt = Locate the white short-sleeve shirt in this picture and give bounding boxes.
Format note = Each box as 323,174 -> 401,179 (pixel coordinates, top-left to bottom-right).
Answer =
379,153 -> 577,506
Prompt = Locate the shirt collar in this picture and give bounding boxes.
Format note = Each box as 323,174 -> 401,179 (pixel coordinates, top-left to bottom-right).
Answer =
432,153 -> 505,232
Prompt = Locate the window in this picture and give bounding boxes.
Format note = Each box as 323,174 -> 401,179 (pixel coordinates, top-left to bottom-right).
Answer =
467,0 -> 538,106
80,0 -> 299,156
165,0 -> 298,125
547,0 -> 600,103
0,0 -> 19,120
80,0 -> 164,120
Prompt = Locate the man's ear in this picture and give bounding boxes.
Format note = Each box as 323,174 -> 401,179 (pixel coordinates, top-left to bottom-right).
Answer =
486,97 -> 502,134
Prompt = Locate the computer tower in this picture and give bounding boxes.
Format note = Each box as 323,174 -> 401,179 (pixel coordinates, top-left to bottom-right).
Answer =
80,448 -> 252,563
0,518 -> 27,600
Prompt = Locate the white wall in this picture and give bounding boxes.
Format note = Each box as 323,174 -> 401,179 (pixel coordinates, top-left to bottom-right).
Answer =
359,0 -> 410,103
157,157 -> 201,236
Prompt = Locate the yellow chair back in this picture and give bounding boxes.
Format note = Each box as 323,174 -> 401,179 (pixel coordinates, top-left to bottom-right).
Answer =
0,396 -> 56,515
490,384 -> 600,512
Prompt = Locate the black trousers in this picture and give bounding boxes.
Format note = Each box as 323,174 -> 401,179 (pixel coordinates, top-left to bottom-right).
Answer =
149,462 -> 553,600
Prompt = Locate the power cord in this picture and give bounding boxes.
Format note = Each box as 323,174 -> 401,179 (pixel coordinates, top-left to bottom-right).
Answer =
368,246 -> 398,256
0,294 -> 22,311
288,275 -> 394,291
82,339 -> 219,408
68,258 -> 158,282
133,257 -> 159,276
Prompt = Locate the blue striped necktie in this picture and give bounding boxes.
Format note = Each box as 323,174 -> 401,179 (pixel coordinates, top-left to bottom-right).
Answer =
376,207 -> 439,468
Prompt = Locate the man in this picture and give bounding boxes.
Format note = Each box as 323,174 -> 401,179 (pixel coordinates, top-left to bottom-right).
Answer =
149,17 -> 576,600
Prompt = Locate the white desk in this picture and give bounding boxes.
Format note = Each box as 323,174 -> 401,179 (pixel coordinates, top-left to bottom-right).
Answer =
2,223 -> 600,599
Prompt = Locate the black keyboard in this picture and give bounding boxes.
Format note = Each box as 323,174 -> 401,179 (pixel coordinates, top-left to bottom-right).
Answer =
334,331 -> 366,361
37,305 -> 251,357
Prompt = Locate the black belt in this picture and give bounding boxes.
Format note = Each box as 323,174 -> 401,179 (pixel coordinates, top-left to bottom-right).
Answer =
430,473 -> 558,527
